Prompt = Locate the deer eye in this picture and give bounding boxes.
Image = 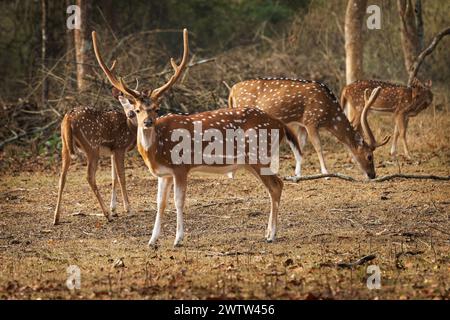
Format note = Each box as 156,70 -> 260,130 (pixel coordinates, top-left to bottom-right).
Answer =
135,109 -> 140,114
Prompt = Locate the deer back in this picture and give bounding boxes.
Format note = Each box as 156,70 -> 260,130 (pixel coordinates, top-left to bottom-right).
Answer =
229,78 -> 346,128
342,80 -> 432,114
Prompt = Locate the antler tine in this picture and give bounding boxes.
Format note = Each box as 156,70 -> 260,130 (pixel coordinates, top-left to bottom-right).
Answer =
151,28 -> 189,99
110,60 -> 117,71
360,87 -> 390,149
92,31 -> 139,99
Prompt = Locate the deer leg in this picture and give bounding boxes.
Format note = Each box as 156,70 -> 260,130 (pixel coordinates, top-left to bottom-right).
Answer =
86,153 -> 111,221
113,150 -> 131,214
306,126 -> 329,175
53,144 -> 71,225
173,174 -> 187,247
247,166 -> 282,242
399,115 -> 411,159
288,124 -> 306,177
148,176 -> 173,246
110,155 -> 118,217
390,115 -> 401,156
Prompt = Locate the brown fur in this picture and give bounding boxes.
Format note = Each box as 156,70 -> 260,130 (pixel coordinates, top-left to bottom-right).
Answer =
54,107 -> 137,225
228,78 -> 384,178
341,79 -> 433,158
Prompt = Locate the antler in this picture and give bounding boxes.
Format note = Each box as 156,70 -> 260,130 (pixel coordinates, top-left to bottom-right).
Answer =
92,31 -> 140,99
150,28 -> 189,100
360,87 -> 390,149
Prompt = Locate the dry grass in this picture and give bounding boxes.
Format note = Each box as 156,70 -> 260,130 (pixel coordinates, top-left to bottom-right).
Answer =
0,109 -> 449,300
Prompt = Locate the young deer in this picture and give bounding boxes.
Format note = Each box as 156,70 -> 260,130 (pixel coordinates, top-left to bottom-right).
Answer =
229,78 -> 389,179
340,79 -> 433,159
93,29 -> 301,246
53,91 -> 137,225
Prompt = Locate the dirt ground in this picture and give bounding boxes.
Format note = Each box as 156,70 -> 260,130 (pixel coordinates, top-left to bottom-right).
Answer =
0,110 -> 449,300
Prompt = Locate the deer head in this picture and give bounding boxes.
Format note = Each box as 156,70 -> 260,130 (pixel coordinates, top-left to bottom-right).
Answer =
92,29 -> 189,130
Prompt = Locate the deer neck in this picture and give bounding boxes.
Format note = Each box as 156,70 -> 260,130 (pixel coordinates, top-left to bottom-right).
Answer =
326,115 -> 363,151
137,126 -> 158,167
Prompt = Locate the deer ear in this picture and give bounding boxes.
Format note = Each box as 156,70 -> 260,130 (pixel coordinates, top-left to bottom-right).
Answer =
118,95 -> 134,112
111,87 -> 122,99
426,80 -> 432,88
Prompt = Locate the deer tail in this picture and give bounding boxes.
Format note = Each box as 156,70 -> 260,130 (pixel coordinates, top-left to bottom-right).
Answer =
61,114 -> 75,156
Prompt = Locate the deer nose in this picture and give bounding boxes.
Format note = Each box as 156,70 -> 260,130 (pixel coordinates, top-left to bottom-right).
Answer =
127,111 -> 136,118
144,118 -> 153,128
368,172 -> 376,180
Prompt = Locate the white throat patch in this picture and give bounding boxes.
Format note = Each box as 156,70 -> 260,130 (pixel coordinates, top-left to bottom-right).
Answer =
138,127 -> 154,151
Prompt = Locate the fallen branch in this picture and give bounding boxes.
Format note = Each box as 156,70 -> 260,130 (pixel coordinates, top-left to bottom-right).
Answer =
285,173 -> 450,183
285,173 -> 356,182
395,250 -> 424,270
337,254 -> 376,269
371,173 -> 450,182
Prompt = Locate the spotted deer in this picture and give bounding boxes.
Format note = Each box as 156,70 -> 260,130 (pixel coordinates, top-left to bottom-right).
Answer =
340,79 -> 433,159
229,78 -> 389,179
53,89 -> 138,225
93,29 -> 301,246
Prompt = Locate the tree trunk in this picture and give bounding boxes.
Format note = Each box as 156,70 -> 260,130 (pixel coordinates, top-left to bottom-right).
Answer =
414,0 -> 424,50
397,0 -> 421,73
74,0 -> 90,92
65,0 -> 74,91
41,0 -> 48,105
344,0 -> 368,84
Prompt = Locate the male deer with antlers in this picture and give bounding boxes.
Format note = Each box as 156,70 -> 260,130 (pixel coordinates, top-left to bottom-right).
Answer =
53,87 -> 138,225
340,79 -> 433,159
93,29 -> 301,246
229,78 -> 389,179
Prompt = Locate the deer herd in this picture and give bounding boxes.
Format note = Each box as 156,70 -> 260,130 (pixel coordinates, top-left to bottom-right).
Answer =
53,28 -> 434,247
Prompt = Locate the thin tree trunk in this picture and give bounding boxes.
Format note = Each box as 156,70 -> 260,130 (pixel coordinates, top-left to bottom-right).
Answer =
41,0 -> 48,105
408,27 -> 450,85
397,0 -> 421,74
414,0 -> 424,50
74,0 -> 89,92
344,0 -> 368,84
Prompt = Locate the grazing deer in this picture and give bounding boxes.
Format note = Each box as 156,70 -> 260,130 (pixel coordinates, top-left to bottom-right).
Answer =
93,29 -> 301,246
340,79 -> 433,159
229,78 -> 389,179
53,91 -> 138,225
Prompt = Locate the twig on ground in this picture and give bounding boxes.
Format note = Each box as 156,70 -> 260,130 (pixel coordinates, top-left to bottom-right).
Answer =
395,250 -> 424,269
285,173 -> 450,183
285,173 -> 356,182
337,254 -> 377,269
